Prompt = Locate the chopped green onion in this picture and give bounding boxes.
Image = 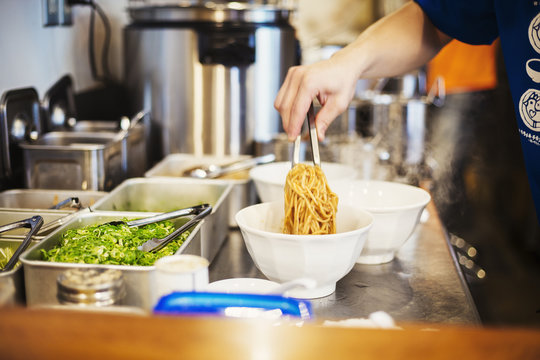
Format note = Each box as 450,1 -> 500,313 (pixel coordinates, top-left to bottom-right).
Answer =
41,220 -> 190,266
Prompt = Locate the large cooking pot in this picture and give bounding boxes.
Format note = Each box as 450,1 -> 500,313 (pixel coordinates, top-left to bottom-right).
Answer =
124,1 -> 298,164
354,74 -> 445,183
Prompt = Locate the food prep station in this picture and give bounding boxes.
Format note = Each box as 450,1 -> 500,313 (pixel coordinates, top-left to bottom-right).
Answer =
0,151 -> 479,325
9,2 -> 540,357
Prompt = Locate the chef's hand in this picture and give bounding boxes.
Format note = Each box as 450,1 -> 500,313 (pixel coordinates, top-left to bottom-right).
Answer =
274,56 -> 358,142
274,2 -> 451,142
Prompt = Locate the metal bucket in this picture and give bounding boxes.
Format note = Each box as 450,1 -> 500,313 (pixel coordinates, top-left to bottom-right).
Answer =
354,76 -> 445,183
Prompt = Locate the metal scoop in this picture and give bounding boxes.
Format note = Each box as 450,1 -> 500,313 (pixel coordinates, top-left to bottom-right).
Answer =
138,204 -> 212,252
0,216 -> 44,272
49,196 -> 81,210
184,154 -> 276,179
292,102 -> 320,167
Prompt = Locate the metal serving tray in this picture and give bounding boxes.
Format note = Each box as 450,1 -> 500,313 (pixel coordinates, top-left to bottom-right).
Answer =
92,177 -> 232,262
145,154 -> 256,227
20,211 -> 202,311
0,189 -> 107,211
73,121 -> 147,178
0,238 -> 39,305
20,131 -> 124,191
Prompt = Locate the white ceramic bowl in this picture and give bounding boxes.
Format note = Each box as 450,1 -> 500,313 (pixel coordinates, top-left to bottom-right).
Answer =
333,180 -> 431,264
249,161 -> 358,203
235,201 -> 373,299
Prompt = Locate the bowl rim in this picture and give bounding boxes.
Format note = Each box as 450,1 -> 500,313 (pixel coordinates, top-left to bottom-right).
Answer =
235,201 -> 373,242
334,179 -> 431,212
249,161 -> 358,186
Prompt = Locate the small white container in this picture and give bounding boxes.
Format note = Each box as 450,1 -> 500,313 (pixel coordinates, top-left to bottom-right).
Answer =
152,255 -> 209,305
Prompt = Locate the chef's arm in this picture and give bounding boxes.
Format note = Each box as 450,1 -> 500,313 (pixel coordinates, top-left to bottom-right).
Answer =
344,1 -> 451,80
275,1 -> 452,140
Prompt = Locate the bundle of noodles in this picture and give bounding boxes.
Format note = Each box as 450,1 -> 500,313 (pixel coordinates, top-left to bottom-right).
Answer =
283,163 -> 339,235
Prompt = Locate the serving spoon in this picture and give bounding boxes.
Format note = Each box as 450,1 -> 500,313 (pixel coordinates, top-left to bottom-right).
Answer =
184,154 -> 276,179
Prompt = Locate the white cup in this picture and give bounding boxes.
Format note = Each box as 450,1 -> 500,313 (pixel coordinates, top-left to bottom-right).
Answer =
152,255 -> 209,305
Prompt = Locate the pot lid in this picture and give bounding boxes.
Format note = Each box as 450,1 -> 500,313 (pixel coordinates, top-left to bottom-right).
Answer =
127,0 -> 294,24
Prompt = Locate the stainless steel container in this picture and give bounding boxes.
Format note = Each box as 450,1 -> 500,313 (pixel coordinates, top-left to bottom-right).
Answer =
72,121 -> 147,178
20,211 -> 203,310
91,178 -> 232,262
0,238 -> 39,305
20,132 -> 125,191
124,2 -> 298,163
0,189 -> 107,211
145,154 -> 256,227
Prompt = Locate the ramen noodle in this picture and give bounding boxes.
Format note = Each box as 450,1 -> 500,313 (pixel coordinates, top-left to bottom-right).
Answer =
283,163 -> 338,235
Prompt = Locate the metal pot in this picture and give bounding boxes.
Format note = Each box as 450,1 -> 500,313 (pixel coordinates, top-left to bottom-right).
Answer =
354,75 -> 445,183
124,1 -> 298,164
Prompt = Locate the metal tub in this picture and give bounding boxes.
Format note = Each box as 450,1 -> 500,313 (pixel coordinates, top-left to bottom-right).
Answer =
73,121 -> 147,178
20,211 -> 202,310
0,238 -> 39,305
20,132 -> 125,191
92,178 -> 232,262
0,189 -> 107,211
145,154 -> 256,227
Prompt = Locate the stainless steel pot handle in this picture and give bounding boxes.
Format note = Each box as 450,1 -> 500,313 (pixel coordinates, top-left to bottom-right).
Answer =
426,76 -> 446,107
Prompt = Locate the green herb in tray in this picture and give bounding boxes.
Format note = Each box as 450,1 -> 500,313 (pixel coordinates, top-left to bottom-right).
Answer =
41,220 -> 190,266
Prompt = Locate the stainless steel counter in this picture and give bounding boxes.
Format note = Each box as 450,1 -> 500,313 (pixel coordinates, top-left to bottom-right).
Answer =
209,203 -> 480,325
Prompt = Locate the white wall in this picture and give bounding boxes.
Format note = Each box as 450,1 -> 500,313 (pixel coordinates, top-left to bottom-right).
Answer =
0,0 -> 379,98
0,0 -> 128,98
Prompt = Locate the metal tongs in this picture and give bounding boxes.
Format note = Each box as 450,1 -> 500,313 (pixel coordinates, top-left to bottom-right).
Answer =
102,204 -> 211,228
292,102 -> 321,168
0,216 -> 44,272
138,203 -> 212,252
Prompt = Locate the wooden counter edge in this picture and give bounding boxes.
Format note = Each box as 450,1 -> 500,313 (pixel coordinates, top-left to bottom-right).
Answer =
0,306 -> 539,360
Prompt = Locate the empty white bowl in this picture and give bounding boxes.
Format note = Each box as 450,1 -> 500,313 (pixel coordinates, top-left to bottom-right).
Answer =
249,161 -> 358,203
333,180 -> 431,264
235,201 -> 372,299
